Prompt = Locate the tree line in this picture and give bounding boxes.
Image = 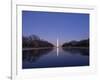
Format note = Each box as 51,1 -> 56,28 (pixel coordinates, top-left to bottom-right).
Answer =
62,39 -> 89,48
23,35 -> 89,48
22,35 -> 54,48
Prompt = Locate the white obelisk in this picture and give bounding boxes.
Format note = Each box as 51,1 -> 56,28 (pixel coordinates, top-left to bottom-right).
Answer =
57,38 -> 59,56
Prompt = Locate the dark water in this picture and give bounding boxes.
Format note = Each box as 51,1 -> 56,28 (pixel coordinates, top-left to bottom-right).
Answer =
22,48 -> 89,69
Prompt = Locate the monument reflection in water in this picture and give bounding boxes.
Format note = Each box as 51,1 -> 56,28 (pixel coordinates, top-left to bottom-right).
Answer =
22,47 -> 89,69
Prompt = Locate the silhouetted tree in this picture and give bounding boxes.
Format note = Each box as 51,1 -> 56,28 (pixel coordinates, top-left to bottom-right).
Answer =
62,39 -> 89,48
22,35 -> 54,48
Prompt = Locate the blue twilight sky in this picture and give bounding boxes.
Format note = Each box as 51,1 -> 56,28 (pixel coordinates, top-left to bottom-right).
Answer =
22,11 -> 89,45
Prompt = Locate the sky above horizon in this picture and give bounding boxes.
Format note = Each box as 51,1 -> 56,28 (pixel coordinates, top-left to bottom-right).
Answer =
22,11 -> 89,45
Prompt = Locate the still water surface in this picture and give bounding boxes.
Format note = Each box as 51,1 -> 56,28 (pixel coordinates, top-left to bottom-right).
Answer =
22,48 -> 89,69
